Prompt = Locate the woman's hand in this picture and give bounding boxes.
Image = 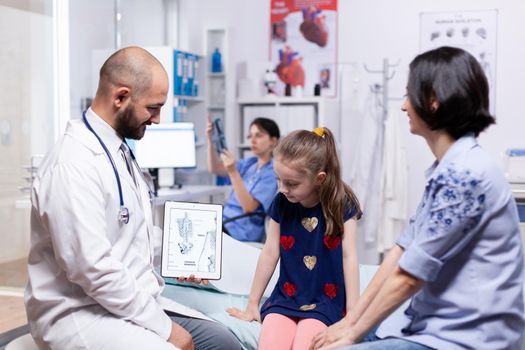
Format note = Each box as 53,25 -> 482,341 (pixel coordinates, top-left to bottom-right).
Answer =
220,149 -> 237,173
205,117 -> 213,140
313,337 -> 354,350
177,274 -> 209,286
309,317 -> 353,349
226,302 -> 261,322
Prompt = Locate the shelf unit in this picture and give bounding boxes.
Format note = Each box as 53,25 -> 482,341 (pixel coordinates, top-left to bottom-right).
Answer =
237,96 -> 339,157
204,28 -> 235,185
168,49 -> 207,175
174,96 -> 205,103
205,29 -> 228,128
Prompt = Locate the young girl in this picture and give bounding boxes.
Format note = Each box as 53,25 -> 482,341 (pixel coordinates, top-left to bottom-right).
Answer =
227,127 -> 362,350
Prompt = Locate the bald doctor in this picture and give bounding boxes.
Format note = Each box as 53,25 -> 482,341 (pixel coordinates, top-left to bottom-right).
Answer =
25,47 -> 240,350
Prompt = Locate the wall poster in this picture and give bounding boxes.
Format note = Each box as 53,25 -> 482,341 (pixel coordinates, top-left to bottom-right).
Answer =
420,10 -> 498,114
270,0 -> 338,97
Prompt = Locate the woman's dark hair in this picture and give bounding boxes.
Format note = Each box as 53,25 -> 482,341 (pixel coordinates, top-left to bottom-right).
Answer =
407,46 -> 495,139
250,117 -> 280,139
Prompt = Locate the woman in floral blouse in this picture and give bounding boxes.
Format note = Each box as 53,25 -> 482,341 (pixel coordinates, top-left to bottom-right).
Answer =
311,46 -> 524,350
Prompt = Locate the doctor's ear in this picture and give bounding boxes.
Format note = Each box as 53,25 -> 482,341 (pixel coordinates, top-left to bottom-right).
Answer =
113,87 -> 131,108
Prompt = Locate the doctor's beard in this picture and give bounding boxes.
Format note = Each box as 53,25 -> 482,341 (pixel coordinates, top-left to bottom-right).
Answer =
115,102 -> 149,140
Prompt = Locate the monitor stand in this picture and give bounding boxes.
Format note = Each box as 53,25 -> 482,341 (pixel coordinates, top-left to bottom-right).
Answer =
157,168 -> 183,190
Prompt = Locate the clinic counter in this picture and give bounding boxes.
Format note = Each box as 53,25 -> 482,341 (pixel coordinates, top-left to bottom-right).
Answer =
152,185 -> 231,225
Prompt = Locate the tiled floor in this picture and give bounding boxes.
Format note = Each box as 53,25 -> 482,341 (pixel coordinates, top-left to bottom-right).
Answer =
0,258 -> 27,334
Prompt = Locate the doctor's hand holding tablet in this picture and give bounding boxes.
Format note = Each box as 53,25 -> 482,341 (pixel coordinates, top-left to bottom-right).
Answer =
176,275 -> 209,286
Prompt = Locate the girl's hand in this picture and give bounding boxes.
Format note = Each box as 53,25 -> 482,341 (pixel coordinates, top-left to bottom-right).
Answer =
220,150 -> 237,173
226,303 -> 261,322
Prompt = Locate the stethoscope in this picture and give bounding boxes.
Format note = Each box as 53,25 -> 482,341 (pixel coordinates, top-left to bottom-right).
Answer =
82,111 -> 154,224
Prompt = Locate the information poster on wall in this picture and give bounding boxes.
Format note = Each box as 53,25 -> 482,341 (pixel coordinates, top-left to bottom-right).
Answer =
270,0 -> 338,97
420,10 -> 498,114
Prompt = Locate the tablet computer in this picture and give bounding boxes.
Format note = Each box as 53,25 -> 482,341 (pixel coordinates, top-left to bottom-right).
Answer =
161,201 -> 223,280
212,117 -> 228,155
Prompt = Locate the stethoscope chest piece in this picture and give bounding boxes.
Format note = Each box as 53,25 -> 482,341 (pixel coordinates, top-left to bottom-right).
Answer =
118,206 -> 130,224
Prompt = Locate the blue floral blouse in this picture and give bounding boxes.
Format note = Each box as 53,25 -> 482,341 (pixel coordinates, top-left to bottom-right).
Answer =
377,134 -> 524,350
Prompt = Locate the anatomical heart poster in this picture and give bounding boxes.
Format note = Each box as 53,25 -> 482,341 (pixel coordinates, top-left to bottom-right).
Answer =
270,0 -> 337,97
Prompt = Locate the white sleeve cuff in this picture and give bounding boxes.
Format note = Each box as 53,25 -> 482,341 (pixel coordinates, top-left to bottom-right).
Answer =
158,311 -> 173,340
133,297 -> 173,340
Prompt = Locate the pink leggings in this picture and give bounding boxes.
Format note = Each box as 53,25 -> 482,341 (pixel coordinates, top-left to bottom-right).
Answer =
258,313 -> 327,350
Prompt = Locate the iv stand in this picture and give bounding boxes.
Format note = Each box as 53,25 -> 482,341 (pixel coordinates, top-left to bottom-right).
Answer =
363,58 -> 400,121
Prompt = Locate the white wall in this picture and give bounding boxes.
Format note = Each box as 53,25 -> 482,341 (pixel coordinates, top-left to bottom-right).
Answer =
69,0 -> 165,118
66,0 -> 525,263
69,0 -> 113,117
178,0 -> 525,263
338,0 -> 525,205
178,1 -> 268,55
177,0 -> 270,149
338,0 -> 525,262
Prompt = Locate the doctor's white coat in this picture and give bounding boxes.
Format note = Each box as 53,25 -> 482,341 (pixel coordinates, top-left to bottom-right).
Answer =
25,110 -> 203,349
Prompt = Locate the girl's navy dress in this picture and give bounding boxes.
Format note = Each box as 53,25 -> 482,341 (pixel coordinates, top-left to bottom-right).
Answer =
260,193 -> 357,325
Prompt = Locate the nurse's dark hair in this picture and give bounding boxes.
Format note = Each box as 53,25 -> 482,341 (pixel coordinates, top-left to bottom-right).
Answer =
407,46 -> 495,139
250,117 -> 280,139
274,127 -> 362,237
98,46 -> 163,100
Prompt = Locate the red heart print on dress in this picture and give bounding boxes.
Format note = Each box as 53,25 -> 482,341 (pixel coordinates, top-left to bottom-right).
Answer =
324,283 -> 338,299
323,235 -> 341,250
280,236 -> 295,250
284,282 -> 297,297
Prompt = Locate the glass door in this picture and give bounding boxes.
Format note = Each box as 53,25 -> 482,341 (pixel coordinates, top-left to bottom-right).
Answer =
0,0 -> 56,334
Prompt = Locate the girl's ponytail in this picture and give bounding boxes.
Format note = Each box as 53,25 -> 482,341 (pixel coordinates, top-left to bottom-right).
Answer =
316,128 -> 362,236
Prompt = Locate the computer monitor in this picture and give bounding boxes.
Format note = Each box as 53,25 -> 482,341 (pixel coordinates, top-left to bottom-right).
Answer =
133,122 -> 197,169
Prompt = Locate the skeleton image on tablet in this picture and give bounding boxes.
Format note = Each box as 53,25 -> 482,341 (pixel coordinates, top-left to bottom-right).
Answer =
199,229 -> 216,272
161,202 -> 223,279
177,213 -> 194,254
176,213 -> 216,272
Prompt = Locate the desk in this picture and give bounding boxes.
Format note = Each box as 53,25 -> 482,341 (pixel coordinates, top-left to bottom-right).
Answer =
154,185 -> 230,204
152,185 -> 231,225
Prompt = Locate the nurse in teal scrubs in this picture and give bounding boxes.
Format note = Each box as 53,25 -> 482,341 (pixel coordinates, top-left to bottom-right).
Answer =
206,117 -> 280,242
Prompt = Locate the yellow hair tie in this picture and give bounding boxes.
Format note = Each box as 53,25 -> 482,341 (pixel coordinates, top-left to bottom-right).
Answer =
313,127 -> 325,137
